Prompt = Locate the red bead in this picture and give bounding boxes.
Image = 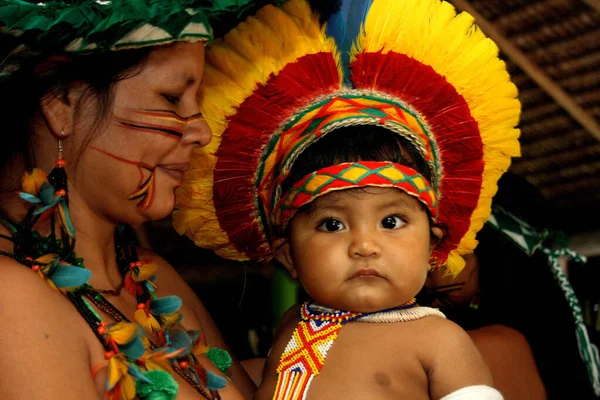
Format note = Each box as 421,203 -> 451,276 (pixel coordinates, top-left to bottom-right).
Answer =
129,262 -> 137,269
55,159 -> 66,167
137,303 -> 146,310
135,261 -> 143,267
25,257 -> 33,261
104,351 -> 114,360
97,325 -> 106,335
32,265 -> 40,272
179,361 -> 189,369
56,189 -> 66,197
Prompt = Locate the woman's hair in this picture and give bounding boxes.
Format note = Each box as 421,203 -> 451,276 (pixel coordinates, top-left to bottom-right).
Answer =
282,125 -> 432,195
0,47 -> 153,190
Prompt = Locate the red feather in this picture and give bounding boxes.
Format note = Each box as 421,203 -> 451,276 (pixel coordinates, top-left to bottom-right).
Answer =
213,52 -> 341,260
124,272 -> 143,296
351,51 -> 483,263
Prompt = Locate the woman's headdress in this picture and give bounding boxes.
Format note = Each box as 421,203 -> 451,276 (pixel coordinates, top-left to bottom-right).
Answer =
0,0 -> 262,79
174,0 -> 521,275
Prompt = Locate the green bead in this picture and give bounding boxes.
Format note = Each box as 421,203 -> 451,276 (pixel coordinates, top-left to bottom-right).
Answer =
94,294 -> 103,302
206,348 -> 232,374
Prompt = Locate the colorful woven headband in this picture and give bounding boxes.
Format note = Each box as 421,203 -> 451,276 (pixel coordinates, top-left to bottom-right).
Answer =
274,161 -> 438,232
0,0 -> 260,79
174,0 -> 521,274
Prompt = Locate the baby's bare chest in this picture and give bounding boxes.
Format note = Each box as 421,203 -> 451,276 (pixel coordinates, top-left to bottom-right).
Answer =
282,322 -> 432,400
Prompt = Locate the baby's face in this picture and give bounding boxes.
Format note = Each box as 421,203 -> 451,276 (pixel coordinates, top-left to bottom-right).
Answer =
286,187 -> 435,313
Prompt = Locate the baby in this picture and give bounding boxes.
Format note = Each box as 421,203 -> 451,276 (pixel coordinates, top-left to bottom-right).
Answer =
254,126 -> 502,400
173,0 -> 521,398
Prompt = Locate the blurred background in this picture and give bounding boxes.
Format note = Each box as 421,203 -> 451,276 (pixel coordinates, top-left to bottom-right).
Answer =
138,0 -> 600,369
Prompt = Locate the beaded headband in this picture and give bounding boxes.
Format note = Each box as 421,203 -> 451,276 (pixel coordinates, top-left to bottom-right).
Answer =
274,161 -> 438,233
174,0 -> 521,275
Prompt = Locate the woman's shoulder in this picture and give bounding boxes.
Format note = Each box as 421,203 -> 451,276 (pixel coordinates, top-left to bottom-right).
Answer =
0,257 -> 102,399
467,324 -> 533,351
0,256 -> 89,330
467,324 -> 547,399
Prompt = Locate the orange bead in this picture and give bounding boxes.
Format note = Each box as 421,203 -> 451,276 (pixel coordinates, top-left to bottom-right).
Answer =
135,261 -> 143,267
32,265 -> 40,272
55,159 -> 66,167
104,351 -> 114,360
56,189 -> 66,197
179,361 -> 189,369
137,303 -> 146,310
97,325 -> 106,335
129,262 -> 137,269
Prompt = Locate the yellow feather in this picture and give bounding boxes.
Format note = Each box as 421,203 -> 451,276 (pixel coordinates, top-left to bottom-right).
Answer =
134,309 -> 160,333
106,322 -> 138,345
361,0 -> 520,273
35,254 -> 57,264
21,168 -> 47,195
174,0 -> 342,259
132,262 -> 158,282
193,344 -> 210,356
160,312 -> 181,325
120,373 -> 136,400
107,357 -> 126,390
144,358 -> 172,373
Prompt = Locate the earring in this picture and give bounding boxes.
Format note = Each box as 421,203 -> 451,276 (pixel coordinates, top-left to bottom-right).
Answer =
47,137 -> 75,241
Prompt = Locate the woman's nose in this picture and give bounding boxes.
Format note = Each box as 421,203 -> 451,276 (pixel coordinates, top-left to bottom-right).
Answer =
181,118 -> 212,147
348,229 -> 381,258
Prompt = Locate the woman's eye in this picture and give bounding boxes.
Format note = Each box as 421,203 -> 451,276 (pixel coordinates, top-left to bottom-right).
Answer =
381,215 -> 405,230
162,94 -> 181,105
317,219 -> 345,232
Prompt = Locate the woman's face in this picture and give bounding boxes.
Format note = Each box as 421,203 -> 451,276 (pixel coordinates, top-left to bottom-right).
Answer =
71,42 -> 211,224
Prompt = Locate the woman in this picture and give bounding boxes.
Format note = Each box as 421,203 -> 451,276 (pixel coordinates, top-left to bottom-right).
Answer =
0,1 -> 258,399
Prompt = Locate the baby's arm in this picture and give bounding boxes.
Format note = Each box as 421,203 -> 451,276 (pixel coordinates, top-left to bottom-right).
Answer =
254,304 -> 302,400
422,318 -> 499,400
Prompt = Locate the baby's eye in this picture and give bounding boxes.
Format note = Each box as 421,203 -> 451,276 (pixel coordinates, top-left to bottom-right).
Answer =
317,219 -> 345,232
381,215 -> 405,230
162,94 -> 182,105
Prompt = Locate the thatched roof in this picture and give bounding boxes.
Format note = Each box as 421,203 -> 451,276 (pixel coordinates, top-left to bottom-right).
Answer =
450,0 -> 600,233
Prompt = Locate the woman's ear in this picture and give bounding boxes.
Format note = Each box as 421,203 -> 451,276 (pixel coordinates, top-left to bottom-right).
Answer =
429,225 -> 445,252
272,239 -> 298,279
39,89 -> 75,139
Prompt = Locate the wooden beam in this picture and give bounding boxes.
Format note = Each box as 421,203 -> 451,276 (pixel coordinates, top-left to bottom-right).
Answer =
582,0 -> 600,14
450,0 -> 600,142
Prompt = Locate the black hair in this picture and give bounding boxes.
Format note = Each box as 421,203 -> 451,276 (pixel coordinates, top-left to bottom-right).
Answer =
0,47 -> 152,191
282,124 -> 432,195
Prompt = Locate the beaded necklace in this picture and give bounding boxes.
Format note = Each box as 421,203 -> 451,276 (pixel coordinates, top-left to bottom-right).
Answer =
0,160 -> 230,400
273,299 -> 444,400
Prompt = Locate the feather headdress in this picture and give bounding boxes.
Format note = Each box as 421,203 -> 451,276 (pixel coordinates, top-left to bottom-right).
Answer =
174,0 -> 521,275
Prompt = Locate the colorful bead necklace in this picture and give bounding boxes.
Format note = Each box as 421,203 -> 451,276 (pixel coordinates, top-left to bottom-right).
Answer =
0,160 -> 231,400
274,299 -> 444,400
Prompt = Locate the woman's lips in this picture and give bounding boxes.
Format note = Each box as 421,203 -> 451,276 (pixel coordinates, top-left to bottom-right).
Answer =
349,267 -> 383,279
158,163 -> 189,184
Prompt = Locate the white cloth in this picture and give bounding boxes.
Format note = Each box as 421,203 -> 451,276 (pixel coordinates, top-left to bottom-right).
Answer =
440,385 -> 503,400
